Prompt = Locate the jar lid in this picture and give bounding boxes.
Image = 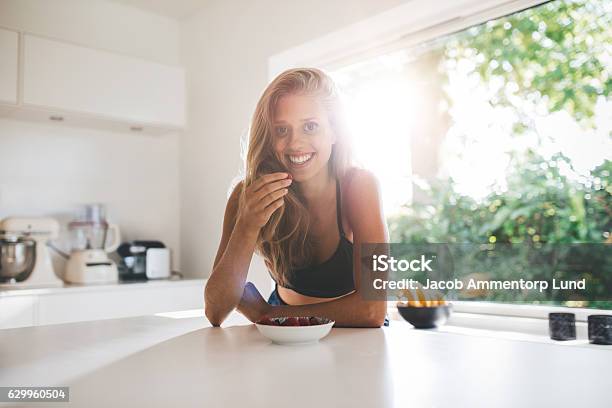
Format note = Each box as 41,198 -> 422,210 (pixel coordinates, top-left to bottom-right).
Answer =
588,315 -> 612,322
549,312 -> 575,323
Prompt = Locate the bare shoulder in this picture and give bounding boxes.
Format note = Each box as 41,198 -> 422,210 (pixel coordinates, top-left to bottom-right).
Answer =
228,180 -> 244,204
342,167 -> 382,202
340,167 -> 384,233
225,180 -> 244,223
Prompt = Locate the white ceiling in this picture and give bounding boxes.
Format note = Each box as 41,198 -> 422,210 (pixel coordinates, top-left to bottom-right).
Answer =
108,0 -> 207,20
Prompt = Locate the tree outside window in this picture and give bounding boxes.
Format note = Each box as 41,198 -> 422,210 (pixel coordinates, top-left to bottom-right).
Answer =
332,0 -> 611,308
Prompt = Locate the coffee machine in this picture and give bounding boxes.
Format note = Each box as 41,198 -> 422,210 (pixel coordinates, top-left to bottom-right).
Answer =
0,217 -> 63,287
117,240 -> 170,281
63,204 -> 121,284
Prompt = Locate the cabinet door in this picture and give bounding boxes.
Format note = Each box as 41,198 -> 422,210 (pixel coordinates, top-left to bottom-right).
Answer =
22,34 -> 185,127
0,28 -> 19,105
37,284 -> 203,326
0,296 -> 37,329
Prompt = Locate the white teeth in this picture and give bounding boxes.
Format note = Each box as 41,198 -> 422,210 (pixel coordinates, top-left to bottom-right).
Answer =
288,153 -> 313,164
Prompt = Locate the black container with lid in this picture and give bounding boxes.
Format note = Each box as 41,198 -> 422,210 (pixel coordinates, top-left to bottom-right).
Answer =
549,312 -> 576,341
117,240 -> 165,282
588,315 -> 612,345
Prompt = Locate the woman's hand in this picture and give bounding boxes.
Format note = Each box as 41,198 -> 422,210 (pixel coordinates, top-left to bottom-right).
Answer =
237,282 -> 271,323
236,172 -> 292,233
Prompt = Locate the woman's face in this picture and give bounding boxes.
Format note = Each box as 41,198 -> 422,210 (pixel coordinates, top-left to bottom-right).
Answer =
271,93 -> 336,182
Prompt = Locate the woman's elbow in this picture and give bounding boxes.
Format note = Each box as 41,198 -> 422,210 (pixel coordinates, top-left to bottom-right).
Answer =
204,296 -> 229,327
363,302 -> 387,328
204,285 -> 228,327
205,307 -> 225,327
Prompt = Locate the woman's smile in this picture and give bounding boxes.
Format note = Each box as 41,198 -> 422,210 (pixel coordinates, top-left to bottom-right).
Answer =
287,152 -> 316,169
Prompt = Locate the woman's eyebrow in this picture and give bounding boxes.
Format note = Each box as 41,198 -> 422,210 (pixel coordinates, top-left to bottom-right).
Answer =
273,117 -> 318,124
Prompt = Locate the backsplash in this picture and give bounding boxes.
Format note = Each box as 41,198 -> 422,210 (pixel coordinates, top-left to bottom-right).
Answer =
0,117 -> 181,272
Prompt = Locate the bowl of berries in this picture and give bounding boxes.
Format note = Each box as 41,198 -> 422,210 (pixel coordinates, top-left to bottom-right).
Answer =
255,316 -> 335,345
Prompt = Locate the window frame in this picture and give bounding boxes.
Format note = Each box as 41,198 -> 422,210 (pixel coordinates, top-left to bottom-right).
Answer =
269,0 -> 550,78
269,0 -> 610,321
451,301 -> 610,323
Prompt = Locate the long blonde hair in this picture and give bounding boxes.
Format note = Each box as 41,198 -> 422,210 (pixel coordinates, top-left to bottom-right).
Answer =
242,68 -> 352,286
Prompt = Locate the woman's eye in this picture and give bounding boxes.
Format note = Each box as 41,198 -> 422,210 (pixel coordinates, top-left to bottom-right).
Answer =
275,126 -> 288,136
304,122 -> 319,133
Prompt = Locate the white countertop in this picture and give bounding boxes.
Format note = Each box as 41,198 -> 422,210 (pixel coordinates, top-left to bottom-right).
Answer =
0,278 -> 205,297
1,311 -> 610,408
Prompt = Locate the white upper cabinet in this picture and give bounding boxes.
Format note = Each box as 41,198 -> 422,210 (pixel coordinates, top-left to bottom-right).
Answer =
22,34 -> 185,131
0,28 -> 19,105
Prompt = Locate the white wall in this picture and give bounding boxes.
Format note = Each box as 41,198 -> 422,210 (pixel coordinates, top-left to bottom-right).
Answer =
0,0 -> 180,65
0,0 -> 182,272
0,0 -> 414,286
179,0 -> 409,293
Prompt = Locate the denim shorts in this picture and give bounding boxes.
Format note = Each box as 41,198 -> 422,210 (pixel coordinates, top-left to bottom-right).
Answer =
267,285 -> 389,326
267,286 -> 288,306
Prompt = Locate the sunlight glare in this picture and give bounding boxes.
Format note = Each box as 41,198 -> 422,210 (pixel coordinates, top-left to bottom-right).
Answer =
343,77 -> 415,215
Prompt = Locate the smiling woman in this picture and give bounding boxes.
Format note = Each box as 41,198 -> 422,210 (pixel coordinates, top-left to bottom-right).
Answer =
204,68 -> 389,328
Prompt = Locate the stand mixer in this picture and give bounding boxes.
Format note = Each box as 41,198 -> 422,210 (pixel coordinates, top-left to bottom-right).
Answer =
63,204 -> 121,284
0,217 -> 63,287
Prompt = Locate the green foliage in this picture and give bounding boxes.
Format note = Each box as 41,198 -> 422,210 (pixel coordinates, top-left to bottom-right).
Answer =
389,152 -> 611,245
390,0 -> 612,308
445,0 -> 611,127
388,153 -> 611,307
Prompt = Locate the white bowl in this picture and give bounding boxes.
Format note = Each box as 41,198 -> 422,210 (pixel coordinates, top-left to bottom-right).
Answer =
255,317 -> 335,345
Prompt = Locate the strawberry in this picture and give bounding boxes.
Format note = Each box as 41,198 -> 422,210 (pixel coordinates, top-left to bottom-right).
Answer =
298,317 -> 310,326
283,317 -> 299,326
257,317 -> 274,325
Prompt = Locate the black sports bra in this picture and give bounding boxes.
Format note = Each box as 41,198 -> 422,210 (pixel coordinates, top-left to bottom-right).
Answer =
274,177 -> 355,298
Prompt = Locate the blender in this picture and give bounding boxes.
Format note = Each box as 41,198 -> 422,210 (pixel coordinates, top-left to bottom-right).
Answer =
63,204 -> 121,284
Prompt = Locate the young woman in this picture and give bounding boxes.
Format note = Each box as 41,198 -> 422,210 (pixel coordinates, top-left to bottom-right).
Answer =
204,68 -> 388,328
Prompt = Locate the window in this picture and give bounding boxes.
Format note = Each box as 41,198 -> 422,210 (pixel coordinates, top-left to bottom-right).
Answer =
332,0 -> 612,308
329,0 -> 610,312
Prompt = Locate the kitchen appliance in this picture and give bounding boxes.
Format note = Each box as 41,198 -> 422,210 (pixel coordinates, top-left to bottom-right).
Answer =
63,204 -> 121,284
117,240 -> 170,281
0,217 -> 62,286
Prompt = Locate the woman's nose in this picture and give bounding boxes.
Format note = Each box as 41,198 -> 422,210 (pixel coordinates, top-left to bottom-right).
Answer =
288,129 -> 307,143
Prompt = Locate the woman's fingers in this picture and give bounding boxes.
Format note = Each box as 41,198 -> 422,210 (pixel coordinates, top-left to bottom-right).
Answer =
252,172 -> 288,192
253,178 -> 292,202
261,187 -> 289,207
239,173 -> 291,228
263,196 -> 285,219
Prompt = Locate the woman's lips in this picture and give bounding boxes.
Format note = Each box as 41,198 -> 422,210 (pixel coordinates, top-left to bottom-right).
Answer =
287,152 -> 315,169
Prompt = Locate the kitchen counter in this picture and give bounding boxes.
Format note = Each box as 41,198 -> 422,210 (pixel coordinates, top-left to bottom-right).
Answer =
0,279 -> 205,329
0,278 -> 203,297
1,311 -> 610,408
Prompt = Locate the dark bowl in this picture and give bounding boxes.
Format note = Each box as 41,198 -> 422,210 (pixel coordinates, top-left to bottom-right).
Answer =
397,303 -> 453,329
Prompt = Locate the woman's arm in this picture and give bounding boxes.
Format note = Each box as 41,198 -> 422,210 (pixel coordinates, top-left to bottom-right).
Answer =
204,181 -> 256,326
205,173 -> 292,326
239,169 -> 389,328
